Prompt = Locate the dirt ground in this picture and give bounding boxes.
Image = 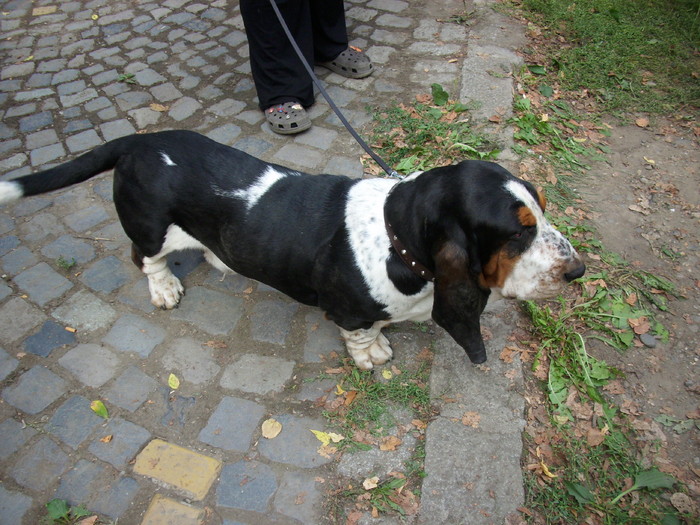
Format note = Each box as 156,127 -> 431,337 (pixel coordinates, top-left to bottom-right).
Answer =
564,119 -> 699,489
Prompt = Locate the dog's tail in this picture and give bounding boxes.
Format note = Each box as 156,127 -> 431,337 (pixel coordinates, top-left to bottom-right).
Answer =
0,134 -> 138,206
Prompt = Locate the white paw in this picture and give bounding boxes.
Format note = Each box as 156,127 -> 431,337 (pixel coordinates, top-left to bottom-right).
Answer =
368,333 -> 393,365
148,274 -> 185,309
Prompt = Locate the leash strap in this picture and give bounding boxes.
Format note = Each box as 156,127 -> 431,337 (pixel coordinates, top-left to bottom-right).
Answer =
268,0 -> 400,179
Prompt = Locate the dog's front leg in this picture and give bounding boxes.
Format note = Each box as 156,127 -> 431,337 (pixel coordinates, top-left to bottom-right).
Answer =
339,322 -> 393,370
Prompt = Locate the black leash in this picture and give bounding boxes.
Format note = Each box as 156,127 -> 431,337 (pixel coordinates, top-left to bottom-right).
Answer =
268,0 -> 400,179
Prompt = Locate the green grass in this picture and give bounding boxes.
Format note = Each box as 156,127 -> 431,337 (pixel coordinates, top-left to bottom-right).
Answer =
519,0 -> 700,113
364,84 -> 499,174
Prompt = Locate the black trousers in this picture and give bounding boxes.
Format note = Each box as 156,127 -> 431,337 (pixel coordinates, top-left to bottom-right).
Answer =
240,0 -> 348,109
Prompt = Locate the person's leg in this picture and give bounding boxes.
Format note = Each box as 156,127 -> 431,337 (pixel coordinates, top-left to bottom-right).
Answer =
309,0 -> 348,63
310,0 -> 373,79
240,0 -> 315,109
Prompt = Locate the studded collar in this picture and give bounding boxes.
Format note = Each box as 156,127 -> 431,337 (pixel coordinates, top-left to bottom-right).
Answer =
384,209 -> 435,283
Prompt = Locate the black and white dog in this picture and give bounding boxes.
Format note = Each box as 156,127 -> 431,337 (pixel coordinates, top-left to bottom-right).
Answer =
0,130 -> 585,369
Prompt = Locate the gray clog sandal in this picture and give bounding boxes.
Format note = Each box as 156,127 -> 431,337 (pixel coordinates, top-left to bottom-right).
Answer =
319,46 -> 373,79
265,102 -> 311,135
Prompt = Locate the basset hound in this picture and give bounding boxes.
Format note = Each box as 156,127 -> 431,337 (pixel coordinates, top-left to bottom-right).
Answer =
0,130 -> 585,369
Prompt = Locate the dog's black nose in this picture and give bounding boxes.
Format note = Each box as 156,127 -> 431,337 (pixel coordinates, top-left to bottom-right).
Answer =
564,263 -> 586,282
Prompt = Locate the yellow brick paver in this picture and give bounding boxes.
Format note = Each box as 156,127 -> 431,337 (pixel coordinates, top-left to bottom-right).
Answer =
133,439 -> 221,500
140,494 -> 204,525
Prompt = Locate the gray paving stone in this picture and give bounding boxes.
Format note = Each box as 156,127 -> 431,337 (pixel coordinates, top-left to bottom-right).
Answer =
9,436 -> 71,491
324,155 -> 364,178
41,234 -> 96,264
79,255 -> 131,293
88,475 -> 139,520
208,98 -> 245,117
128,106 -> 161,128
23,320 -> 77,357
6,102 -> 36,118
1,62 -> 35,79
100,118 -> 137,141
220,354 -> 295,395
203,269 -> 251,293
273,143 -> 324,170
104,365 -> 158,412
294,126 -> 339,150
0,282 -> 10,302
273,470 -> 324,523
88,417 -> 151,468
59,343 -> 120,387
0,297 -> 46,345
26,128 -> 59,149
14,262 -> 73,306
19,211 -> 65,241
133,67 -> 167,86
205,123 -> 241,145
170,286 -> 244,335
19,110 -> 53,132
30,141 -> 65,166
51,289 -> 118,332
257,413 -> 333,468
54,459 -> 106,506
114,90 -> 152,111
304,310 -> 344,362
46,395 -> 104,449
64,118 -> 94,134
168,96 -> 202,121
0,235 -> 19,256
60,87 -> 98,107
83,96 -> 113,113
149,81 -> 182,101
0,483 -> 33,524
0,348 -> 18,382
0,418 -> 36,460
102,313 -> 165,358
216,460 -> 277,513
250,300 -> 298,345
2,246 -> 33,275
0,215 -> 13,235
198,396 -> 265,451
160,337 -> 221,385
2,366 -> 67,414
117,279 -> 156,313
56,79 -> 86,96
233,136 -> 272,157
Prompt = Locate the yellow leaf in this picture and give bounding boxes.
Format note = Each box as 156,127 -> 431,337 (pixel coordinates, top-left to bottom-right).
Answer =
23,55 -> 34,62
100,434 -> 113,443
168,373 -> 180,390
363,476 -> 379,490
90,400 -> 109,419
261,418 -> 282,439
643,156 -> 655,165
539,114 -> 549,122
540,461 -> 558,478
91,14 -> 99,20
149,103 -> 168,112
310,429 -> 331,447
335,384 -> 345,395
382,369 -> 393,380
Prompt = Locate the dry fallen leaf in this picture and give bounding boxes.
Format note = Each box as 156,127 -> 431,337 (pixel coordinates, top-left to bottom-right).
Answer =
462,411 -> 481,428
635,117 -> 649,128
261,418 -> 282,439
380,435 -> 402,451
100,434 -> 113,443
150,103 -> 169,112
363,476 -> 379,490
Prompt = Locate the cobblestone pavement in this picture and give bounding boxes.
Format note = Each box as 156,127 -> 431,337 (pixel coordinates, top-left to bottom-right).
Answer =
0,1 -> 528,523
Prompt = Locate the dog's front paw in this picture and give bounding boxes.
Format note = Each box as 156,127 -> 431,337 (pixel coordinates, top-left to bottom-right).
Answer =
368,332 -> 393,366
148,274 -> 185,309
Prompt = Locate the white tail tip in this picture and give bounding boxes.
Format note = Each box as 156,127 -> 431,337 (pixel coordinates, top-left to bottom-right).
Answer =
0,181 -> 23,206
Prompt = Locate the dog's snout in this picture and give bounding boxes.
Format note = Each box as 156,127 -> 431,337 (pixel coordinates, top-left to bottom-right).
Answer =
564,262 -> 586,282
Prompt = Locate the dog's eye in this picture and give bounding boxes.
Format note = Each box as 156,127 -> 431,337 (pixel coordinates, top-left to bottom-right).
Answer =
511,232 -> 522,239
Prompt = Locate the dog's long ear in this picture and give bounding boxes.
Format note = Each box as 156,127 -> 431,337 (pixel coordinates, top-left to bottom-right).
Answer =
431,237 -> 490,364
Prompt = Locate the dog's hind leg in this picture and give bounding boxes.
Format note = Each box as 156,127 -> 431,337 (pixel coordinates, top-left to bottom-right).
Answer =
338,321 -> 393,370
130,225 -> 206,309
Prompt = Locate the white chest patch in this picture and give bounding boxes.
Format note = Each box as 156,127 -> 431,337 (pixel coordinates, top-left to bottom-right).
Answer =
345,179 -> 434,322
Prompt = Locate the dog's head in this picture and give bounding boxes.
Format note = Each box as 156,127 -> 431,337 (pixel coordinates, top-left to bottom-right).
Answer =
388,160 -> 585,363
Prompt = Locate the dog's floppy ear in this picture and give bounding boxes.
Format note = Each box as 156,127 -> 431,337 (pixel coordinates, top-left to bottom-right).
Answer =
431,236 -> 490,364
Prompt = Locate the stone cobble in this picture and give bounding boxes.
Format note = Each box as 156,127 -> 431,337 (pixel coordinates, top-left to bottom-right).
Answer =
0,0 -> 528,524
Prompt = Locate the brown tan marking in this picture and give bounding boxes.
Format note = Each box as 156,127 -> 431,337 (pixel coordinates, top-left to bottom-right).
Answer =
536,188 -> 547,211
480,247 -> 522,289
517,205 -> 537,227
